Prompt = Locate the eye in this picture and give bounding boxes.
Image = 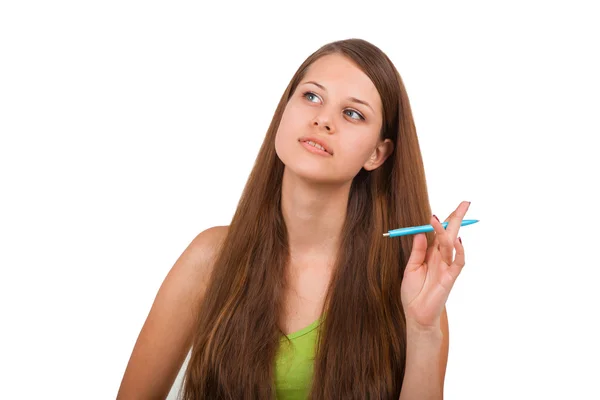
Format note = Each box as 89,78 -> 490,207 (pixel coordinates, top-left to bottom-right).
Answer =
344,109 -> 365,121
302,92 -> 365,121
302,91 -> 321,103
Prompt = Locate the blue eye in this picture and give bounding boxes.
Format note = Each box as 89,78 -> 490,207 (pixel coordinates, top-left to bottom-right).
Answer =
345,109 -> 365,121
302,92 -> 365,121
303,91 -> 320,103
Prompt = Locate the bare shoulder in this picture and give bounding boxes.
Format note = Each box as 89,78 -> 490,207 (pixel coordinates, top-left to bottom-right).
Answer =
116,225 -> 229,399
183,225 -> 229,283
190,225 -> 229,255
159,225 -> 230,305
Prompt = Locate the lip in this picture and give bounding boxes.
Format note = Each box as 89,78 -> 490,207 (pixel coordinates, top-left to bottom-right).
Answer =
298,136 -> 333,155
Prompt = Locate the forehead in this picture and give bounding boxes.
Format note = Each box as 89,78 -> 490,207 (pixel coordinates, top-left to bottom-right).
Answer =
302,54 -> 381,107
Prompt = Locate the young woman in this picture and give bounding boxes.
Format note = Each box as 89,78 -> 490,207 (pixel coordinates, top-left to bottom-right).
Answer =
117,38 -> 471,399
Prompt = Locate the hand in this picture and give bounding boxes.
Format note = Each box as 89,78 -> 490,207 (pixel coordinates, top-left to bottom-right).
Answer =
400,201 -> 471,330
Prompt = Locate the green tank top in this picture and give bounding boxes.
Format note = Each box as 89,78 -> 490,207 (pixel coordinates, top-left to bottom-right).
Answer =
274,317 -> 322,399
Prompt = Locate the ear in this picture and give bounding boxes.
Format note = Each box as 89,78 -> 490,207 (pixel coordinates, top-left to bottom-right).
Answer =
363,138 -> 394,171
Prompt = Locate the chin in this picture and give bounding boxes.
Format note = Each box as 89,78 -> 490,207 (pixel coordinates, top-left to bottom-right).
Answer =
293,168 -> 338,184
275,139 -> 357,185
281,157 -> 353,185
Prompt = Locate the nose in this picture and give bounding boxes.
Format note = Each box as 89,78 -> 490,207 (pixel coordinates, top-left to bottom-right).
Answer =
312,113 -> 334,133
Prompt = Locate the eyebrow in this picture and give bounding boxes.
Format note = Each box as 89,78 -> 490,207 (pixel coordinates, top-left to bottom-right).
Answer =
303,81 -> 374,113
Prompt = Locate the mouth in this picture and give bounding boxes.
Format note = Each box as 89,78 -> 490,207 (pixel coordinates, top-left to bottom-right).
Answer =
298,137 -> 333,155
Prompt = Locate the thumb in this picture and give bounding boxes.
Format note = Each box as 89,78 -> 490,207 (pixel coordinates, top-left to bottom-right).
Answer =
405,233 -> 427,273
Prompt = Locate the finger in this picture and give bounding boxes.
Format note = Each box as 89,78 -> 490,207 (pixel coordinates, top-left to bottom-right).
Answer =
448,236 -> 465,280
405,233 -> 427,273
444,201 -> 471,241
431,214 -> 441,249
431,214 -> 453,265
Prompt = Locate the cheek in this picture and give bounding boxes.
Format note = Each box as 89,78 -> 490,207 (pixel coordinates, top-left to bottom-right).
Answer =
342,132 -> 379,164
276,104 -> 305,140
281,103 -> 304,129
275,108 -> 298,154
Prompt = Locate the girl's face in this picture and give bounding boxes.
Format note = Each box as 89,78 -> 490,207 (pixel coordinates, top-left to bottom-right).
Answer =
275,53 -> 393,185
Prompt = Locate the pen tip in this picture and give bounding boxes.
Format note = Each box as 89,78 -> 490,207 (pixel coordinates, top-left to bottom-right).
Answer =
383,233 -> 389,237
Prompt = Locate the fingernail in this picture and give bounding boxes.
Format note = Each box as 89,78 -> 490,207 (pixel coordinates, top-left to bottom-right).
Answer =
458,237 -> 462,244
433,215 -> 439,222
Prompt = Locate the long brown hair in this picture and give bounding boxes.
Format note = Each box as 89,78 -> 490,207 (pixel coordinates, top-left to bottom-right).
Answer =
181,38 -> 433,399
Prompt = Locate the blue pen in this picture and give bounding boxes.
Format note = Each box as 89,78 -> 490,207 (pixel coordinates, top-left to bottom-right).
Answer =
383,219 -> 479,237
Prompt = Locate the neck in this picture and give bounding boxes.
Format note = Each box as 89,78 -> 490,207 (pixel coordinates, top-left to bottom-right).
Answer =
280,167 -> 351,266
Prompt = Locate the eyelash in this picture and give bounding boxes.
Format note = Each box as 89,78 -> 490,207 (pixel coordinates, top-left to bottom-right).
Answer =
302,91 -> 365,121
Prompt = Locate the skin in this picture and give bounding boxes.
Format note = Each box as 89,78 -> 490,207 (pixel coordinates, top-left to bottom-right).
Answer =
275,53 -> 471,399
274,53 -> 394,335
117,53 -> 469,399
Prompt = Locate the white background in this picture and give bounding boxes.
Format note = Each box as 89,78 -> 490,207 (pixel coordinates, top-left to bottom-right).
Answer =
1,1 -> 598,398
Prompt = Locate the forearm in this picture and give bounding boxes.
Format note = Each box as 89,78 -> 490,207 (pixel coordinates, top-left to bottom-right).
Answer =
399,325 -> 444,400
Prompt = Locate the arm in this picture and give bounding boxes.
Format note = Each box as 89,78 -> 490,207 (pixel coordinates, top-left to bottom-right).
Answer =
399,306 -> 449,400
400,201 -> 470,399
116,226 -> 227,399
